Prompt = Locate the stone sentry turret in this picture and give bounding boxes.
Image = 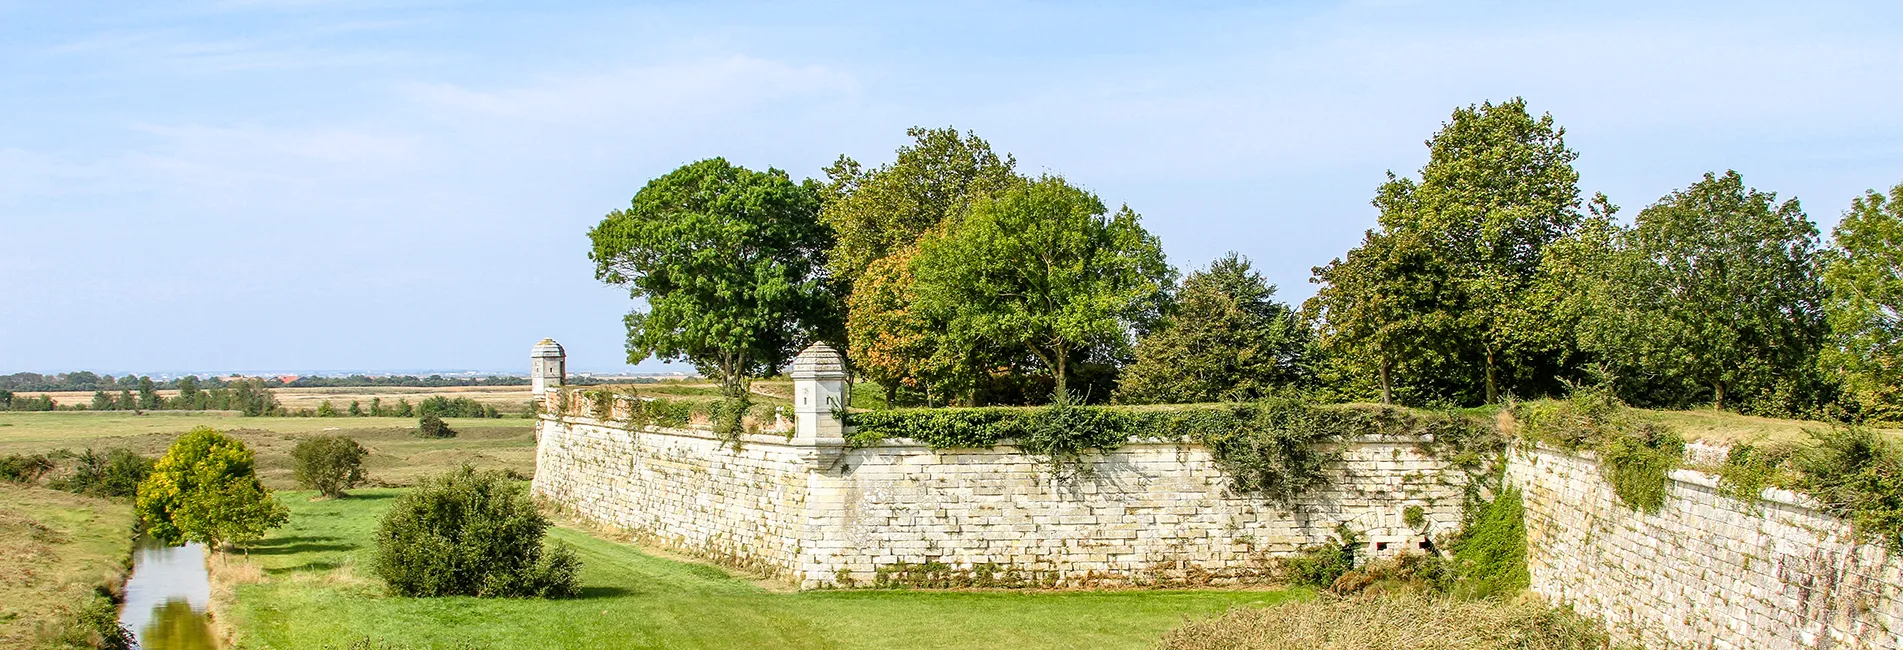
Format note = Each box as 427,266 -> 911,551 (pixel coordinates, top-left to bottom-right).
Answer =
789,342 -> 848,455
530,338 -> 566,399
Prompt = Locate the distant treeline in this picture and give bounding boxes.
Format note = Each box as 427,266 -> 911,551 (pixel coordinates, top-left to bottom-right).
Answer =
1,376 -> 279,414
0,371 -> 538,393
0,372 -> 656,395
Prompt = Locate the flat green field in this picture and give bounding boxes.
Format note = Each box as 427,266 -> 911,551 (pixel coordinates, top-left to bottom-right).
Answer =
221,489 -> 1300,650
0,412 -> 536,489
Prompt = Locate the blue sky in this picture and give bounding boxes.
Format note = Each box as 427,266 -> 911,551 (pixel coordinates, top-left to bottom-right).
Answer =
3,1 -> 1901,375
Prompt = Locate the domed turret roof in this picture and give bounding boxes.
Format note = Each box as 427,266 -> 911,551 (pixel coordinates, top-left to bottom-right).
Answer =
531,338 -> 565,358
789,342 -> 846,379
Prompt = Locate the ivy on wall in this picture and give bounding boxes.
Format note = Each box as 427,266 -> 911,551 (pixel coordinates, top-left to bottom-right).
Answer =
844,396 -> 1495,502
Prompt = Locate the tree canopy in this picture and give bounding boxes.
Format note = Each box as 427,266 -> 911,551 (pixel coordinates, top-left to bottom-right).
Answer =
135,427 -> 289,549
1307,98 -> 1584,405
590,157 -> 838,397
820,127 -> 1016,285
1117,253 -> 1308,404
1582,171 -> 1829,412
1822,182 -> 1903,420
912,175 -> 1172,398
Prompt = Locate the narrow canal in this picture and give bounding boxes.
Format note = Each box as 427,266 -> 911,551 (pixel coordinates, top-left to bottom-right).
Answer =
119,540 -> 218,650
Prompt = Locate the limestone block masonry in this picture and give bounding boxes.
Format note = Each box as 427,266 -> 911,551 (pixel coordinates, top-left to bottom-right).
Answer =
527,342 -> 1901,646
1510,444 -> 1902,649
531,344 -> 1465,589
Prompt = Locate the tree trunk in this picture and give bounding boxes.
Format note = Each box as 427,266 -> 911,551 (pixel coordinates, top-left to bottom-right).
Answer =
884,384 -> 897,409
1714,382 -> 1725,410
1379,358 -> 1393,405
1054,352 -> 1069,400
1484,348 -> 1498,405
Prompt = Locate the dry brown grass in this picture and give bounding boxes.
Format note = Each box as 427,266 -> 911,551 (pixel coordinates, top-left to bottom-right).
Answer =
1157,594 -> 1619,650
0,485 -> 134,648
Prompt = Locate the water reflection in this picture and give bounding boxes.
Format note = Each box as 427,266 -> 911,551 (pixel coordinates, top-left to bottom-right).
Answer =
119,541 -> 216,650
141,599 -> 218,650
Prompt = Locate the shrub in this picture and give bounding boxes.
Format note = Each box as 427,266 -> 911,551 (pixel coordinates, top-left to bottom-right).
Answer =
1201,398 -> 1344,505
54,448 -> 153,498
135,427 -> 289,549
1716,441 -> 1798,506
415,414 -> 456,439
1598,425 -> 1683,513
1514,389 -> 1684,513
374,465 -> 580,598
1157,593 -> 1612,650
1017,392 -> 1132,480
292,436 -> 368,497
1446,487 -> 1528,599
844,398 -> 1486,500
47,588 -> 135,650
1327,553 -> 1447,596
0,453 -> 55,483
1281,524 -> 1360,588
1795,426 -> 1903,551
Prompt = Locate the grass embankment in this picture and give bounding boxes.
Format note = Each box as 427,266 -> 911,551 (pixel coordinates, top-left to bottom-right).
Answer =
219,488 -> 1301,649
0,484 -> 134,649
0,412 -> 535,489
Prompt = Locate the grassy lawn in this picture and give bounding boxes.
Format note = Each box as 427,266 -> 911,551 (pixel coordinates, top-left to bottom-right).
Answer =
0,484 -> 134,648
221,489 -> 1302,650
0,412 -> 536,490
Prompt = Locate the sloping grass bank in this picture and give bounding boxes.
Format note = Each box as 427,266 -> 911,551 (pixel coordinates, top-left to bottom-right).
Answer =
0,484 -> 135,649
218,488 -> 1302,649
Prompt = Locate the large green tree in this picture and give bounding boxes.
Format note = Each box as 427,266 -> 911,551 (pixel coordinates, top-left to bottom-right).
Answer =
1393,98 -> 1583,403
1583,171 -> 1829,411
1307,214 -> 1460,405
820,127 -> 1017,284
589,158 -> 837,398
1310,99 -> 1585,405
135,427 -> 289,549
1117,253 -> 1309,404
1822,181 -> 1903,422
912,175 -> 1172,398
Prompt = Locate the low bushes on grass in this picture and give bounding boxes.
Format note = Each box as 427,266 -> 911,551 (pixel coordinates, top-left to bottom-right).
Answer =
0,453 -> 55,483
1157,593 -> 1613,650
1793,426 -> 1903,551
415,414 -> 456,439
1280,524 -> 1360,589
374,465 -> 579,598
292,436 -> 368,498
53,448 -> 153,498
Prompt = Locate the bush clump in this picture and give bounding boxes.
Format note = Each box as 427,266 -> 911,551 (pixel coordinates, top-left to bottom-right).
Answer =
1793,426 -> 1903,551
1280,524 -> 1360,589
374,465 -> 580,598
53,448 -> 153,498
1445,487 -> 1529,599
292,436 -> 368,497
1158,593 -> 1613,650
415,414 -> 456,439
0,453 -> 56,483
1514,389 -> 1684,513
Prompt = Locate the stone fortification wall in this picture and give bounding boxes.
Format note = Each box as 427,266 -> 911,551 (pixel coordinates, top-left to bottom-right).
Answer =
532,415 -> 814,578
801,436 -> 1464,588
531,393 -> 1466,588
1509,445 -> 1902,650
